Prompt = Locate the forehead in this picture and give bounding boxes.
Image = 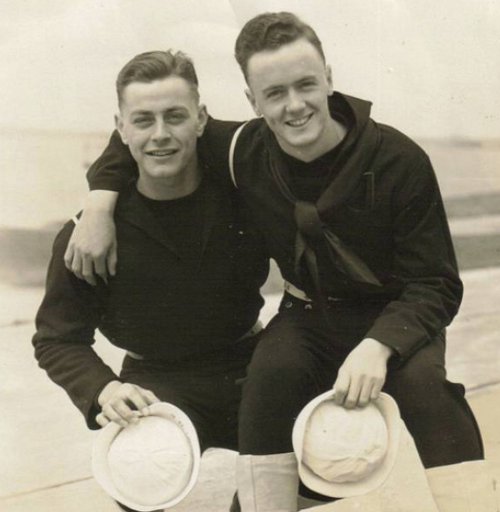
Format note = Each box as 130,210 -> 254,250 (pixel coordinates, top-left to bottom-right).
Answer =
246,38 -> 326,90
120,75 -> 197,113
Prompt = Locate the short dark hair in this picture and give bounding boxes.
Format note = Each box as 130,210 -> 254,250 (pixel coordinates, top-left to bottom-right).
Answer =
234,12 -> 326,82
116,50 -> 199,107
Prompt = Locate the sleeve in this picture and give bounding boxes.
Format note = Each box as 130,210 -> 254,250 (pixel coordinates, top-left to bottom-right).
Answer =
87,130 -> 138,191
32,221 -> 119,429
365,154 -> 463,361
198,117 -> 243,182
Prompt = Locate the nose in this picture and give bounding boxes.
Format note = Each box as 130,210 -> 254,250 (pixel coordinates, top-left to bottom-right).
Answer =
286,89 -> 306,114
152,120 -> 171,142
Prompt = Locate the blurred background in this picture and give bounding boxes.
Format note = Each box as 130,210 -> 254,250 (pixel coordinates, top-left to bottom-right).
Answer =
0,0 -> 499,284
1,1 -> 499,511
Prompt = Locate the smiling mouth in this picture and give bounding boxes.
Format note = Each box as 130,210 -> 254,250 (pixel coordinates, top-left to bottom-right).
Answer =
286,114 -> 313,128
145,149 -> 178,157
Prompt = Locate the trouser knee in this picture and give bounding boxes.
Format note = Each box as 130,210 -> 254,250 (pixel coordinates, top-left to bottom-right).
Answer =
384,354 -> 483,466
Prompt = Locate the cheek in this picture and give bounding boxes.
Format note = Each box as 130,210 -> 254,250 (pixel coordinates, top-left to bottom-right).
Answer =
127,134 -> 150,160
177,126 -> 199,149
260,105 -> 282,126
126,129 -> 148,147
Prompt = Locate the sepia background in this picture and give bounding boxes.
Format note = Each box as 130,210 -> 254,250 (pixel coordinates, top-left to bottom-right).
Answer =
1,1 -> 499,510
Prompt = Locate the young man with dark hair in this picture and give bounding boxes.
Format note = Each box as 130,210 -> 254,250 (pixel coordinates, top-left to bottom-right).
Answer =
33,50 -> 268,512
65,13 -> 489,512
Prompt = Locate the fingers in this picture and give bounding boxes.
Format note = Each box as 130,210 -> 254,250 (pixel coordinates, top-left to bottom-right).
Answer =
96,412 -> 110,427
370,378 -> 384,401
101,401 -> 141,428
358,377 -> 374,408
64,243 -> 74,271
69,251 -> 111,286
333,370 -> 350,407
97,383 -> 161,428
64,212 -> 118,284
334,372 -> 384,409
81,255 -> 97,286
345,378 -> 363,409
71,254 -> 84,282
93,256 -> 108,285
107,242 -> 118,277
65,246 -> 95,285
125,386 -> 159,412
338,373 -> 364,409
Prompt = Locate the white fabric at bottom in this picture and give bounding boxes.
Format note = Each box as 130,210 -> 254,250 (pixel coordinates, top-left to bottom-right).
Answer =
237,453 -> 299,512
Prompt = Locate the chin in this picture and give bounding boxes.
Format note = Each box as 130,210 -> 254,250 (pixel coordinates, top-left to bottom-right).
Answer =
286,134 -> 320,151
285,125 -> 321,145
148,166 -> 182,178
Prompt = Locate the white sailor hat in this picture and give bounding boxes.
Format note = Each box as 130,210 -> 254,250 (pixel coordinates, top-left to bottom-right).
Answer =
292,391 -> 401,498
92,402 -> 200,511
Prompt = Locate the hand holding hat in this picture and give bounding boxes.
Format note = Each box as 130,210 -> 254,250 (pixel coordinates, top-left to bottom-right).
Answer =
293,391 -> 443,512
93,402 -> 201,511
292,390 -> 400,498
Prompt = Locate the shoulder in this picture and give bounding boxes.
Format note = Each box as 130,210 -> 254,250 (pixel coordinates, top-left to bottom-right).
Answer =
233,117 -> 267,161
377,123 -> 430,168
198,117 -> 244,178
200,117 -> 242,159
374,124 -> 441,201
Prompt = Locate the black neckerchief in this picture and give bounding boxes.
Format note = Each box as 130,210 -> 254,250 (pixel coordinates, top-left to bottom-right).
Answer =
264,94 -> 382,300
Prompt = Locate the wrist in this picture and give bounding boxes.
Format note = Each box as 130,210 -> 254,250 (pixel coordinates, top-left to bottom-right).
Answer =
84,190 -> 119,215
363,337 -> 394,360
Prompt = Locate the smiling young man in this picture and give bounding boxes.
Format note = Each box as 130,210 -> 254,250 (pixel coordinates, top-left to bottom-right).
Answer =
63,13 -> 489,512
32,50 -> 268,512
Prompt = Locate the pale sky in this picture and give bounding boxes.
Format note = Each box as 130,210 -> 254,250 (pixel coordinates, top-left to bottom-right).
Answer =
1,0 -> 499,139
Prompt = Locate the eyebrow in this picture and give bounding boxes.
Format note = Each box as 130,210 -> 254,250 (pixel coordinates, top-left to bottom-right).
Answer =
261,75 -> 319,94
262,84 -> 284,95
130,106 -> 189,116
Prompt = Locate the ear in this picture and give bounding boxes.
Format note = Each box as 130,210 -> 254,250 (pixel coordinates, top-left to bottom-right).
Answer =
115,113 -> 128,145
196,104 -> 209,137
325,65 -> 334,96
245,88 -> 261,117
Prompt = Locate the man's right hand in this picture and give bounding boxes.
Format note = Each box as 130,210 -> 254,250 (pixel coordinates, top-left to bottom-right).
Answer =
64,190 -> 119,285
96,381 -> 160,428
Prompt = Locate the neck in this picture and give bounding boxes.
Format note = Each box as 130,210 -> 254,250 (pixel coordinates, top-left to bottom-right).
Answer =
281,117 -> 347,163
137,162 -> 203,200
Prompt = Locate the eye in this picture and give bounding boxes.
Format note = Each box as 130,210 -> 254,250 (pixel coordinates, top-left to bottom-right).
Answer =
299,80 -> 317,90
266,89 -> 284,100
132,117 -> 153,127
166,112 -> 188,124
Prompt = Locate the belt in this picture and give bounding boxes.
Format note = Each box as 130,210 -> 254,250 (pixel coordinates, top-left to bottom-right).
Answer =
126,320 -> 264,361
283,280 -> 369,305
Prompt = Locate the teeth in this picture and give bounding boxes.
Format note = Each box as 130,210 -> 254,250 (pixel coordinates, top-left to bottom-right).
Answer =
287,115 -> 311,127
148,150 -> 176,156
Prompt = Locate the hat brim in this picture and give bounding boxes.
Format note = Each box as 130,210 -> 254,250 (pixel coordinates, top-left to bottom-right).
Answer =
92,402 -> 201,511
292,391 -> 401,498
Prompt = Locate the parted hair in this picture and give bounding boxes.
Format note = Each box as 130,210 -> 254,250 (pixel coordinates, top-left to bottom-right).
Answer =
234,12 -> 326,82
116,50 -> 199,106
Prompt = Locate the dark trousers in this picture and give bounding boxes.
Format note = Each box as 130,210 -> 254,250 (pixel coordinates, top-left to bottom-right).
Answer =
114,335 -> 259,512
238,293 -> 484,468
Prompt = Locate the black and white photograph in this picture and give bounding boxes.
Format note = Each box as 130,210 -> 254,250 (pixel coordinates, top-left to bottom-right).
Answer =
1,1 -> 499,511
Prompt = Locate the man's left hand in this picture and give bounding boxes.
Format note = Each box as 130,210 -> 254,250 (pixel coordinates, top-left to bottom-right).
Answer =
333,338 -> 393,409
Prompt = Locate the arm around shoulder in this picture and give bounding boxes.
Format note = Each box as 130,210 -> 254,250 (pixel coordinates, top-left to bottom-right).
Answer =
64,191 -> 119,285
87,129 -> 137,191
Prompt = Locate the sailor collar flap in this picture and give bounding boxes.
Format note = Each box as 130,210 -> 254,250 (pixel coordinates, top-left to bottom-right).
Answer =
263,93 -> 382,289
